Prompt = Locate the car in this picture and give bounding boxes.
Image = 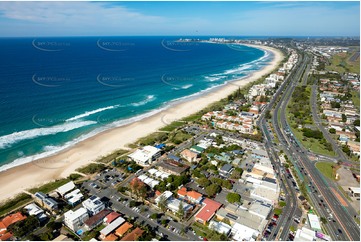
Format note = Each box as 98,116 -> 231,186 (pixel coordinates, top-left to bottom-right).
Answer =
337,229 -> 342,234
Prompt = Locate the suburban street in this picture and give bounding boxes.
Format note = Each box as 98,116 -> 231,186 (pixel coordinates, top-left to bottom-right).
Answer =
310,78 -> 353,165
82,180 -> 199,241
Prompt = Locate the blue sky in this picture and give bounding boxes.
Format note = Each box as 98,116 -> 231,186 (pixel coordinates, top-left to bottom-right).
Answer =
0,1 -> 359,37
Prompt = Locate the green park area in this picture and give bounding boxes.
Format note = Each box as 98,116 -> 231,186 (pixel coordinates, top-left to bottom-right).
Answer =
285,85 -> 335,157
325,47 -> 360,74
315,161 -> 338,181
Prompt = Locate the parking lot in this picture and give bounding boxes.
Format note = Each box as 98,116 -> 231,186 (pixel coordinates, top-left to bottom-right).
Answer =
96,168 -> 124,187
81,175 -> 199,241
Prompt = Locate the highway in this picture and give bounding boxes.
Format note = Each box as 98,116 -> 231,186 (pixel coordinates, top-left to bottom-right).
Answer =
271,51 -> 309,240
257,49 -> 305,241
268,49 -> 360,241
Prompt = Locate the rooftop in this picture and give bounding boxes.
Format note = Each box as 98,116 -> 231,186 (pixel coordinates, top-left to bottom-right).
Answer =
100,217 -> 125,236
104,212 -> 121,224
84,209 -> 111,227
115,222 -> 133,236
158,159 -> 190,174
64,207 -> 88,221
0,212 -> 27,229
120,227 -> 144,241
195,198 -> 222,222
56,181 -> 76,196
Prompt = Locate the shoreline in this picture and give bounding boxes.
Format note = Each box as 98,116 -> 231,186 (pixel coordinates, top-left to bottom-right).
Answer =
0,44 -> 284,202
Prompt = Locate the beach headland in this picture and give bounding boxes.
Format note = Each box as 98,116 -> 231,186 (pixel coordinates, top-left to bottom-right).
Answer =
0,44 -> 283,202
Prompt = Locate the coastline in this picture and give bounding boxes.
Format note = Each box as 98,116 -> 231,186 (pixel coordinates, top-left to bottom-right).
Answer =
0,44 -> 283,202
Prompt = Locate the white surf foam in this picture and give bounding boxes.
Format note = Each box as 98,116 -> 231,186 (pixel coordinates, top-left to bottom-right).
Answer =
0,120 -> 97,149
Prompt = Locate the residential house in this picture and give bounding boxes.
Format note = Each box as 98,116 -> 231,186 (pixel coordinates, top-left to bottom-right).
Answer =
158,159 -> 189,175
219,164 -> 234,177
24,203 -> 47,221
82,195 -> 105,216
99,217 -> 125,240
84,209 -> 111,230
194,198 -> 222,225
63,207 -> 89,232
180,149 -> 199,163
120,227 -> 144,241
115,222 -> 133,237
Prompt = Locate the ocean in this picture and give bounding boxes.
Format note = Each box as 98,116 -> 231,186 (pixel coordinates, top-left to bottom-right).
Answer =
0,36 -> 271,171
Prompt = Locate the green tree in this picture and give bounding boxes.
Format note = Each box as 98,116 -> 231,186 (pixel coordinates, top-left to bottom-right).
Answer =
177,202 -> 185,221
226,193 -> 241,203
222,180 -> 233,190
320,217 -> 327,224
157,195 -> 168,213
8,215 -> 39,238
205,184 -> 221,197
342,114 -> 347,123
353,119 -> 360,126
150,213 -> 158,220
197,177 -> 211,187
329,128 -> 336,134
230,168 -> 243,179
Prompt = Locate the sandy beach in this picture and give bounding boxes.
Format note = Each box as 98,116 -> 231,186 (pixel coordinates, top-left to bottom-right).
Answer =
0,45 -> 283,202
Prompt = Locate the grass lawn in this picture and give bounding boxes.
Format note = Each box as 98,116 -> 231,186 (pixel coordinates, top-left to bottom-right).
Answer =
325,49 -> 360,74
315,162 -> 337,181
159,121 -> 185,132
286,107 -> 336,157
351,90 -> 360,111
82,224 -> 105,241
0,193 -> 32,217
28,178 -> 71,194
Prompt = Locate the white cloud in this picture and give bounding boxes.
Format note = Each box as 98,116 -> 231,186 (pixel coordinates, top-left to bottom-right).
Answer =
0,1 -> 166,35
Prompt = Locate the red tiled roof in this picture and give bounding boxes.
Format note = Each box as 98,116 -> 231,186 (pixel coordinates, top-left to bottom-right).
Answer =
195,198 -> 222,223
104,212 -> 121,225
120,227 -> 144,241
177,187 -> 187,197
0,231 -> 12,241
0,212 -> 26,229
115,222 -> 133,237
85,209 -> 111,227
102,233 -> 118,241
187,191 -> 202,200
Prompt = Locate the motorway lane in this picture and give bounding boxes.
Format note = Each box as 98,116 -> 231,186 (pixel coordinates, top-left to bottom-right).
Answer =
272,52 -> 360,241
256,50 -> 305,240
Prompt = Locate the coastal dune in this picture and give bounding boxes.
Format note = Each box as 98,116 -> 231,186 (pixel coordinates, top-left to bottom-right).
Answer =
0,45 -> 283,202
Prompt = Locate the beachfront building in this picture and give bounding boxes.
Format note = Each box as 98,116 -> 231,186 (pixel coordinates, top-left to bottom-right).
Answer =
63,207 -> 89,232
34,192 -> 59,211
82,195 -> 105,216
24,203 -> 47,221
128,146 -> 161,166
64,189 -> 84,206
56,181 -> 76,197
